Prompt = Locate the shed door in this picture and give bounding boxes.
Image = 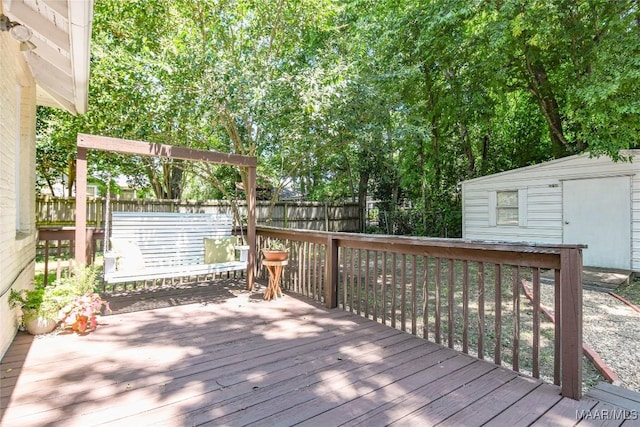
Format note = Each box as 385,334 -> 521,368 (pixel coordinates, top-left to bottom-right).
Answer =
562,176 -> 631,270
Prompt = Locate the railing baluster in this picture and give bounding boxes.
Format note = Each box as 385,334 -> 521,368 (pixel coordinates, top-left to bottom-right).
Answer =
307,242 -> 312,297
494,263 -> 502,365
435,257 -> 441,344
365,250 -> 370,319
462,260 -> 469,354
448,258 -> 454,349
356,249 -> 362,315
44,240 -> 50,286
302,241 -> 308,296
312,242 -> 317,299
56,239 -> 63,281
401,254 -> 407,332
411,254 -> 417,336
295,240 -> 302,293
423,256 -> 429,340
341,247 -> 348,310
512,265 -> 520,372
315,242 -> 320,300
533,267 -> 541,378
554,268 -> 561,385
382,252 -> 387,326
391,252 -> 397,329
292,240 -> 299,292
349,248 -> 355,313
478,262 -> 485,360
320,243 -> 325,301
303,242 -> 308,295
372,251 -> 378,322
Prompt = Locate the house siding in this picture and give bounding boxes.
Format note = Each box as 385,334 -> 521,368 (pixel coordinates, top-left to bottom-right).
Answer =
0,34 -> 37,358
462,152 -> 640,271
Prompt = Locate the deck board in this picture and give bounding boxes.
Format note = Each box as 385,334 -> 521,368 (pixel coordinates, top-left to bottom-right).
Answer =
1,281 -> 636,426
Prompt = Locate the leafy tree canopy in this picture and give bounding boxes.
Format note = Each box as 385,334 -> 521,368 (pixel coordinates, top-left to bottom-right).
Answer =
37,0 -> 639,235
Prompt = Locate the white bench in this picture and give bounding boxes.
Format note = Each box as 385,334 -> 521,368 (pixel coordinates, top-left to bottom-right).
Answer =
103,212 -> 248,284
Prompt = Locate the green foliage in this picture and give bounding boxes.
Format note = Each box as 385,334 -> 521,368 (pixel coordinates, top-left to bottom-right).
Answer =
9,286 -> 59,323
9,265 -> 103,326
35,0 -> 639,236
265,240 -> 288,251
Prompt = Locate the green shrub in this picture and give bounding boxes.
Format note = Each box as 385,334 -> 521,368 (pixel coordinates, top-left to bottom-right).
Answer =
9,264 -> 102,325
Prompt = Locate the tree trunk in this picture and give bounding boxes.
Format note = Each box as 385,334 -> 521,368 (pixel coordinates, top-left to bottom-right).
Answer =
480,134 -> 490,175
357,169 -> 369,233
460,123 -> 475,177
524,52 -> 571,158
67,158 -> 76,197
419,137 -> 427,233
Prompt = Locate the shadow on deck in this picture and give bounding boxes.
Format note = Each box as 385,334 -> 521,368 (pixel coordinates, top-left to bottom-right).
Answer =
1,280 -> 638,426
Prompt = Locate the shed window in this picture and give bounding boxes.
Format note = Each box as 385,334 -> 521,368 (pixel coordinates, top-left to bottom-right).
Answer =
497,191 -> 518,225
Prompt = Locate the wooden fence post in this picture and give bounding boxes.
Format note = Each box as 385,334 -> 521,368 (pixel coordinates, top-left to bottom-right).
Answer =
559,247 -> 583,400
324,203 -> 329,231
324,236 -> 339,308
283,203 -> 288,228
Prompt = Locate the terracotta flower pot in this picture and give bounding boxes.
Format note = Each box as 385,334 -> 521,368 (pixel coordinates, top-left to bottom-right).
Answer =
262,249 -> 288,261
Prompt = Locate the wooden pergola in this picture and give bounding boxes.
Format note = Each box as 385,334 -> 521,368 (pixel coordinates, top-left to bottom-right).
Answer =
73,133 -> 258,290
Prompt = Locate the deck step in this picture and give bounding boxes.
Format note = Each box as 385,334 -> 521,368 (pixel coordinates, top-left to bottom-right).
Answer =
584,381 -> 640,412
540,267 -> 631,292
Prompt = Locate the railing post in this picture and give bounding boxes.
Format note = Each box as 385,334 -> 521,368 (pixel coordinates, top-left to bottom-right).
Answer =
559,247 -> 583,400
324,236 -> 339,308
246,166 -> 257,291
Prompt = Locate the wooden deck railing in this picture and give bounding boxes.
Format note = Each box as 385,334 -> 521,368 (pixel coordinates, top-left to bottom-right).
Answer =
37,227 -> 103,286
256,226 -> 584,400
37,225 -> 584,400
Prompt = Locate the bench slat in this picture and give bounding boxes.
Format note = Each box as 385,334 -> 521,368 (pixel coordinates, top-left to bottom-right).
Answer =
104,261 -> 247,284
105,212 -> 247,284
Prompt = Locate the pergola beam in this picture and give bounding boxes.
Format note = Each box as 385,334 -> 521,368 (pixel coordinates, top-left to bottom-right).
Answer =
78,134 -> 257,167
74,134 -> 258,290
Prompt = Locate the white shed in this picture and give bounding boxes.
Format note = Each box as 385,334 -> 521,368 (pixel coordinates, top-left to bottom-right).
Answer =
461,151 -> 640,271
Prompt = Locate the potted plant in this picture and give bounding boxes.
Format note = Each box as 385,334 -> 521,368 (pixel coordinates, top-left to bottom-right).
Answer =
50,264 -> 110,334
9,264 -> 110,335
58,292 -> 111,333
262,240 -> 289,261
9,285 -> 59,335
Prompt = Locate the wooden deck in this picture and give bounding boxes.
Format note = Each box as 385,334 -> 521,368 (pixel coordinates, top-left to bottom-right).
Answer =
1,281 -> 637,426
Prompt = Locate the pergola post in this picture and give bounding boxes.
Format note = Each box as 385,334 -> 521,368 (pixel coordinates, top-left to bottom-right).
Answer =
74,145 -> 88,266
247,165 -> 257,290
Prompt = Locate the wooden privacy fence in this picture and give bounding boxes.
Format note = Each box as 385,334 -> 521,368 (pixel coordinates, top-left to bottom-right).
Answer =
36,197 -> 361,232
256,226 -> 584,400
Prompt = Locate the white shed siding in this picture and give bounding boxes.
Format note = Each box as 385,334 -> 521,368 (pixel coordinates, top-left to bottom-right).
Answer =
462,152 -> 640,271
631,173 -> 640,271
0,34 -> 37,358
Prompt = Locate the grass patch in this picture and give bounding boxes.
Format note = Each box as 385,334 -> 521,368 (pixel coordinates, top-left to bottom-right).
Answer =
614,277 -> 640,306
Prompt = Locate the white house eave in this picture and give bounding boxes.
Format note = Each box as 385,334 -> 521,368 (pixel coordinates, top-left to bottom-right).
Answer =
2,0 -> 93,115
67,0 -> 92,114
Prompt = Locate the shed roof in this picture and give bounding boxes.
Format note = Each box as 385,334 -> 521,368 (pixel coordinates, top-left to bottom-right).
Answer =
461,150 -> 640,185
